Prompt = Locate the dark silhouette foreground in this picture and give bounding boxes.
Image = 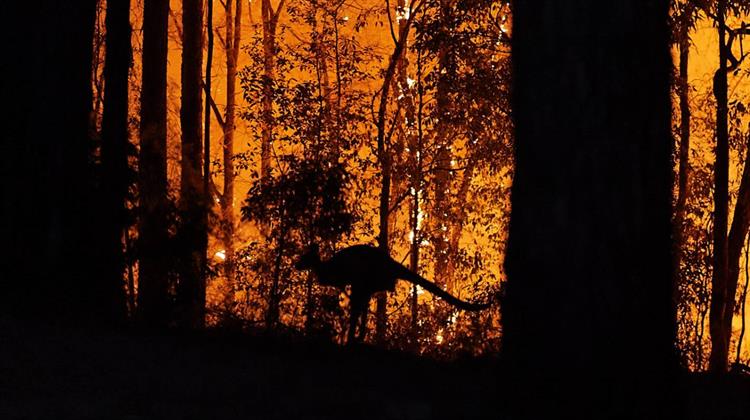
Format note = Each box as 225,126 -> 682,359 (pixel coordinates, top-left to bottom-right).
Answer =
1,319 -> 749,419
504,1 -> 677,416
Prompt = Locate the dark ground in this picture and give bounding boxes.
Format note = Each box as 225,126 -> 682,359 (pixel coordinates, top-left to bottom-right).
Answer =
1,319 -> 748,419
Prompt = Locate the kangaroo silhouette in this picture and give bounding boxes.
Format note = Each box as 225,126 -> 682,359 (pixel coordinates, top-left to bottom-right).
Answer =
295,244 -> 490,344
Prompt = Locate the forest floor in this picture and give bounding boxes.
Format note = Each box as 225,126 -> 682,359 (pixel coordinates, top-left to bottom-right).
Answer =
1,318 -> 749,419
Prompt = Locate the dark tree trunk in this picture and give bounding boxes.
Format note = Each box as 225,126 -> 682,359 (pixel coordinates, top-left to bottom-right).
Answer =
673,12 -> 690,307
710,0 -> 730,374
260,0 -> 284,185
138,0 -> 171,328
391,0 -> 421,339
98,0 -> 132,325
204,0 -> 215,297
430,1 -> 453,289
724,129 -> 750,367
374,2 -> 416,343
1,1 -> 98,320
178,0 -> 206,329
504,1 -> 677,417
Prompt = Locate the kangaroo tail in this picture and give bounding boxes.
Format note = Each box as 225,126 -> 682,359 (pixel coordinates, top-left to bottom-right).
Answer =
397,266 -> 491,311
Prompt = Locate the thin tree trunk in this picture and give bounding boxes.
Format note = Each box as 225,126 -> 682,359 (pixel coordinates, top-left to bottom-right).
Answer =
710,0 -> 730,373
673,11 -> 691,311
409,185 -> 420,337
260,0 -> 285,184
267,221 -> 287,328
443,161 -> 476,291
222,0 -> 242,286
125,227 -> 137,315
394,0 -> 420,337
430,1 -> 453,289
99,0 -> 132,324
411,40 -> 428,339
205,0 -> 215,296
178,0 -> 206,329
91,3 -> 106,135
736,233 -> 749,365
138,0 -> 171,328
374,0 -> 420,344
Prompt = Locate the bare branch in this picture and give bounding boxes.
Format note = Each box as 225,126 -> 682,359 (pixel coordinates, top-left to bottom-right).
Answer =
201,80 -> 227,129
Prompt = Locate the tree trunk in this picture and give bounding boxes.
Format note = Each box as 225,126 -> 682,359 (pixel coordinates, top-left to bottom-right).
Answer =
710,0 -> 730,373
178,0 -> 206,329
205,0 -> 215,299
504,1 -> 676,416
409,185 -> 420,337
724,133 -> 750,365
138,0 -> 171,328
222,0 -> 242,286
395,0 -> 420,337
267,221 -> 287,328
673,12 -> 691,323
430,1 -> 453,289
99,0 -> 132,324
443,161 -> 475,291
260,0 -> 284,184
374,1 -> 417,344
736,233 -> 750,365
1,1 -> 98,320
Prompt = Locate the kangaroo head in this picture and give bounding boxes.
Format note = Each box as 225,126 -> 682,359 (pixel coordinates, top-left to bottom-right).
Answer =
295,243 -> 321,270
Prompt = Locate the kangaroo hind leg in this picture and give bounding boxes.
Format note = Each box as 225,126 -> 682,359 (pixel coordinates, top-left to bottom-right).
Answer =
357,300 -> 369,341
347,290 -> 367,345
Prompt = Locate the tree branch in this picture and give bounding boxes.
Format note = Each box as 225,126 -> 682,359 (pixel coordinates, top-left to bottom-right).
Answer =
201,80 -> 227,129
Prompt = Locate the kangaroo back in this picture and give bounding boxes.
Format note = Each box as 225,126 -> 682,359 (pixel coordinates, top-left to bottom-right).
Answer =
395,265 -> 490,311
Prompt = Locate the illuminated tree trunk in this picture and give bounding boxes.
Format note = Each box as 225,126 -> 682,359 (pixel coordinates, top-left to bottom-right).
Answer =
314,12 -> 336,149
177,0 -> 206,329
304,7 -> 334,335
374,4 -> 415,343
710,0 -> 730,374
222,0 -> 242,285
98,0 -> 132,324
395,0 -> 420,337
91,4 -> 106,135
504,1 -> 676,416
138,0 -> 171,327
205,0 -> 215,298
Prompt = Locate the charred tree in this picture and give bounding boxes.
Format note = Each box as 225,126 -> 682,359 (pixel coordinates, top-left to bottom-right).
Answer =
1,1 -> 99,320
673,2 -> 692,308
177,0 -> 207,329
504,1 -> 677,417
710,0 -> 731,374
96,0 -> 133,324
138,0 -> 171,328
